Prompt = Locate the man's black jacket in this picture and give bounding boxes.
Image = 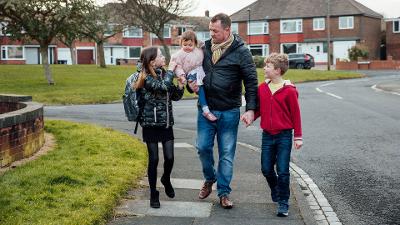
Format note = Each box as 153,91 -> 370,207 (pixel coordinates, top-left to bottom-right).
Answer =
201,34 -> 258,111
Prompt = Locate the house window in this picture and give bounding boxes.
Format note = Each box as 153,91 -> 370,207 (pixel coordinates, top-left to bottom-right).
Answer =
339,16 -> 354,29
0,22 -> 10,36
281,43 -> 300,54
313,18 -> 325,30
231,23 -> 239,34
177,26 -> 186,36
196,32 -> 210,42
163,25 -> 171,38
248,21 -> 268,35
249,44 -> 269,57
128,46 -> 141,58
394,20 -> 400,33
1,46 -> 24,60
105,24 -> 117,36
281,19 -> 302,33
123,26 -> 143,38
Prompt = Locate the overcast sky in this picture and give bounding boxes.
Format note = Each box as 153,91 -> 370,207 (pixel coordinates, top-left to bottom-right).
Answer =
97,0 -> 399,18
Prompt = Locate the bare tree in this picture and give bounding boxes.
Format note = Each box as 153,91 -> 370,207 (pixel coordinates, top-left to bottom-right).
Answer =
0,0 -> 94,84
80,4 -> 124,68
120,0 -> 193,62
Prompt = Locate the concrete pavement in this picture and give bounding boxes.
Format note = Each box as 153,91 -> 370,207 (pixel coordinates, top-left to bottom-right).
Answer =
107,128 -> 317,225
375,80 -> 400,95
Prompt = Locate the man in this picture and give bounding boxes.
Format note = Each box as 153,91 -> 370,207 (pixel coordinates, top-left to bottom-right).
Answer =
189,13 -> 258,209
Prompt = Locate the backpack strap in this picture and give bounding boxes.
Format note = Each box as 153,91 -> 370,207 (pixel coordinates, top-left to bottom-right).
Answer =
134,121 -> 139,134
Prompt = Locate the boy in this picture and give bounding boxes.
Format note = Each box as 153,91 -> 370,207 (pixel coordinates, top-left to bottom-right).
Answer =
242,53 -> 303,217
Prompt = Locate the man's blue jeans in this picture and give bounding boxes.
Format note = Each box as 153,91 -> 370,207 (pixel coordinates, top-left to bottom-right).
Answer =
196,107 -> 240,197
261,130 -> 293,203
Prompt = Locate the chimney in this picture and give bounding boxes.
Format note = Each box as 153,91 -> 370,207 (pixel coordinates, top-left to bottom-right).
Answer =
205,10 -> 210,17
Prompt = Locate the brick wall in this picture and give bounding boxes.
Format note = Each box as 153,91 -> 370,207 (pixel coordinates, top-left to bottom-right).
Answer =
361,16 -> 382,59
386,20 -> 400,60
0,102 -> 25,114
0,95 -> 44,168
336,57 -> 400,70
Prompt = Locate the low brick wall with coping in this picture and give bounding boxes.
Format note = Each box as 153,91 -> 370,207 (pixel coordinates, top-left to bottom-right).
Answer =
336,56 -> 400,70
0,94 -> 44,167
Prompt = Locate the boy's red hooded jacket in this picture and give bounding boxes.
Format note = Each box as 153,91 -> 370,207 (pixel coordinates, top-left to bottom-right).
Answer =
255,80 -> 302,140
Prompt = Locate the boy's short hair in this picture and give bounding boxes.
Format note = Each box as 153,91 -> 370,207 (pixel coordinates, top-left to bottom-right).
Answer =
181,30 -> 198,46
265,53 -> 289,75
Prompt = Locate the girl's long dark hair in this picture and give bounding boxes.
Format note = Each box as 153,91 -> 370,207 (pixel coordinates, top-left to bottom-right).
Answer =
134,47 -> 158,89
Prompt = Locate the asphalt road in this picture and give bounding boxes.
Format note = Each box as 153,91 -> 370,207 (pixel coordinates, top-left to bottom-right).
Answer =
45,70 -> 400,225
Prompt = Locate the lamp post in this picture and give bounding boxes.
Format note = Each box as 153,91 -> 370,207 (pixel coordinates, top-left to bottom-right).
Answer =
247,8 -> 251,45
326,0 -> 331,70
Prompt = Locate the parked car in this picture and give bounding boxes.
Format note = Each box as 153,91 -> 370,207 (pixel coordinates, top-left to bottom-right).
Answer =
288,53 -> 315,69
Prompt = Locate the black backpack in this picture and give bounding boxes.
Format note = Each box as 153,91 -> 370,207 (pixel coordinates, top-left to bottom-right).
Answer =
123,72 -> 142,133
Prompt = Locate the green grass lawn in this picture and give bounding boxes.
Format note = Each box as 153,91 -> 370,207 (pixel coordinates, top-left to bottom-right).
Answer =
0,65 -> 362,105
256,68 -> 363,83
0,120 -> 147,225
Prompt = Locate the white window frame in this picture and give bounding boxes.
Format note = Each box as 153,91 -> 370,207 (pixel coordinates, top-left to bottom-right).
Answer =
127,46 -> 141,59
0,22 -> 11,36
339,16 -> 354,30
393,20 -> 400,33
231,23 -> 239,34
105,24 -> 118,37
248,21 -> 269,35
280,43 -> 301,54
313,18 -> 325,31
163,25 -> 171,38
196,31 -> 210,42
248,44 -> 269,57
1,45 -> 25,60
123,26 -> 143,38
280,19 -> 302,34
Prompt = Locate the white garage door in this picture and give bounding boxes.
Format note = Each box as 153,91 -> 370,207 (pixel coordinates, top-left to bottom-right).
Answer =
57,48 -> 72,65
25,47 -> 40,64
333,41 -> 356,64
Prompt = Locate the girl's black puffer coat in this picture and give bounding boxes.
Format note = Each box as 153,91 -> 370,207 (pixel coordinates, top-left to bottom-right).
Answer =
139,68 -> 184,128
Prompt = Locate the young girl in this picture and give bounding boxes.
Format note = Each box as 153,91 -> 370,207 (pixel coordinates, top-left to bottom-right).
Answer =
169,30 -> 217,121
134,46 -> 185,208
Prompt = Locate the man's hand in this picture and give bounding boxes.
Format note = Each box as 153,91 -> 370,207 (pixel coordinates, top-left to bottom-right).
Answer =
294,140 -> 303,150
240,110 -> 254,127
188,80 -> 199,93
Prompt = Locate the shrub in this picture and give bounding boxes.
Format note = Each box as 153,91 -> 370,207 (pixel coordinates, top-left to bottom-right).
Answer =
348,45 -> 369,61
253,56 -> 265,68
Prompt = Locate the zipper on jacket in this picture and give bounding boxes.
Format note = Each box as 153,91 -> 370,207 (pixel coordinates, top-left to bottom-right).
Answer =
154,107 -> 157,123
166,91 -> 170,128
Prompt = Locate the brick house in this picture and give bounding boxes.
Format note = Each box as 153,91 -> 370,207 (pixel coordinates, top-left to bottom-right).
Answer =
386,18 -> 400,60
0,14 -> 210,65
230,0 -> 383,64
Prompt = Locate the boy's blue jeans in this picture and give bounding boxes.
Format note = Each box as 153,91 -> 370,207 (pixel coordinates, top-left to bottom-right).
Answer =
261,130 -> 293,203
196,107 -> 240,197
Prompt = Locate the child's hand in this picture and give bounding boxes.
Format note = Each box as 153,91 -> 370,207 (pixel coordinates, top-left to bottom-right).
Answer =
188,80 -> 199,93
294,140 -> 303,150
177,75 -> 186,88
168,61 -> 177,71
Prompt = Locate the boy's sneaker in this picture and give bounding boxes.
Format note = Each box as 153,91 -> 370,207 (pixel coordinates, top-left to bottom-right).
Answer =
277,201 -> 289,217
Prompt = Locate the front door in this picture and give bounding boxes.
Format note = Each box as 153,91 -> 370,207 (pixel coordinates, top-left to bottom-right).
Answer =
77,49 -> 94,64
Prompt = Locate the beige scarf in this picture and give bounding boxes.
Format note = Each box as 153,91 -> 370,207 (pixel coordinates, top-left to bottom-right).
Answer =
211,34 -> 234,64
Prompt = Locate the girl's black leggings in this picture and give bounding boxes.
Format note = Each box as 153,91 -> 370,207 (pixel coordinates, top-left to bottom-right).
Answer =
146,140 -> 174,192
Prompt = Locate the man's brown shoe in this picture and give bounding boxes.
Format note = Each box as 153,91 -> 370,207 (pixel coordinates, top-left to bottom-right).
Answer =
220,195 -> 233,209
198,180 -> 214,199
